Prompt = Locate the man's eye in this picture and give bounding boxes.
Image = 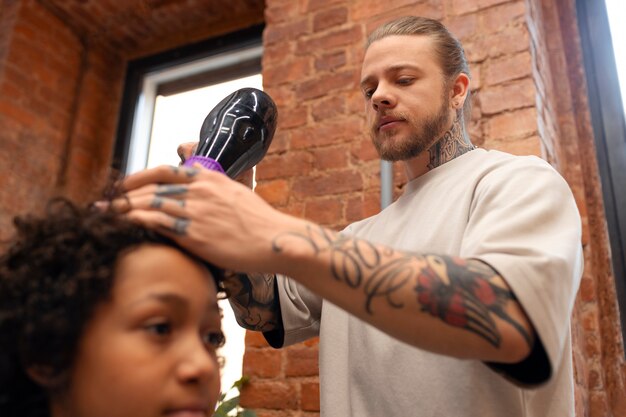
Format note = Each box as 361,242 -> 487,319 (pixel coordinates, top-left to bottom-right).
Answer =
363,88 -> 374,98
145,322 -> 172,336
203,331 -> 226,349
397,78 -> 414,85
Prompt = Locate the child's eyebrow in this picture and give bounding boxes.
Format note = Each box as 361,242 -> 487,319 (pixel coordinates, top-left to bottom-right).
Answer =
125,292 -> 189,311
129,292 -> 220,315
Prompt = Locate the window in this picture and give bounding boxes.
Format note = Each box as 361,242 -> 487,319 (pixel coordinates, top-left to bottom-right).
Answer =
113,24 -> 264,394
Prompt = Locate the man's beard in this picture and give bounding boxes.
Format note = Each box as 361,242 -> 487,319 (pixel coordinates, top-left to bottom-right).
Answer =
370,95 -> 451,162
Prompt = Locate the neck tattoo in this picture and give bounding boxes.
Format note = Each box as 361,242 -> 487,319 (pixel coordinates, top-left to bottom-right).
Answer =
427,118 -> 475,171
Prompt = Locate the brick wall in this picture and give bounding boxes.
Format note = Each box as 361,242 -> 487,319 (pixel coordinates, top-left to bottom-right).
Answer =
0,0 -> 624,416
0,0 -> 83,232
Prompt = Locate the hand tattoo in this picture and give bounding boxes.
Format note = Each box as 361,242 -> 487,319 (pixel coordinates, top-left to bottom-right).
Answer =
171,218 -> 189,235
155,185 -> 188,196
170,166 -> 200,177
150,197 -> 185,209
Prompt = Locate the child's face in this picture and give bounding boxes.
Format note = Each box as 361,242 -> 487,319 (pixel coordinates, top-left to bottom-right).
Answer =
52,244 -> 222,417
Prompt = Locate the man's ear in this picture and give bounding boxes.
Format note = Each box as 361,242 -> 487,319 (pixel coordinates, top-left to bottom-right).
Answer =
450,72 -> 470,110
26,364 -> 67,388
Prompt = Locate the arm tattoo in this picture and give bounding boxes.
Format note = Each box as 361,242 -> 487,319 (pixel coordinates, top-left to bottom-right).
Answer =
273,225 -> 532,349
427,117 -> 475,170
224,271 -> 281,332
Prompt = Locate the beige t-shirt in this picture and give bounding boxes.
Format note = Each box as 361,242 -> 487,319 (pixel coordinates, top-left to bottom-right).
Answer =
272,149 -> 583,417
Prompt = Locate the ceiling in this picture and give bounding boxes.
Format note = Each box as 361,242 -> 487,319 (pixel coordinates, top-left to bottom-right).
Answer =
38,0 -> 265,57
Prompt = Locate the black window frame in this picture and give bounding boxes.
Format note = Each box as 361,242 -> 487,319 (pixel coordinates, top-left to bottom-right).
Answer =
113,24 -> 264,174
576,0 -> 626,349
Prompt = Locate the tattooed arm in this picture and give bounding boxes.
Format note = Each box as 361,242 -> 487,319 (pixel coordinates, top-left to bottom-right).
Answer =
271,224 -> 535,363
222,271 -> 282,332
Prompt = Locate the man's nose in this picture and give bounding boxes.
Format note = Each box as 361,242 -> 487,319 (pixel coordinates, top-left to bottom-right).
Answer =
371,85 -> 395,111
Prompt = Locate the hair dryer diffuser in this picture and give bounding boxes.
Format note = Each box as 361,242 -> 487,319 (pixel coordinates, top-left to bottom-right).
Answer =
183,88 -> 278,179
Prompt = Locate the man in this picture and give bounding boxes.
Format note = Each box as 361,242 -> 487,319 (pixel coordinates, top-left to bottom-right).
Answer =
118,16 -> 583,417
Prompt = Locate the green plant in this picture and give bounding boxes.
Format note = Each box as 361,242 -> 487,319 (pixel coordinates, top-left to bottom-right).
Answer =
214,376 -> 257,417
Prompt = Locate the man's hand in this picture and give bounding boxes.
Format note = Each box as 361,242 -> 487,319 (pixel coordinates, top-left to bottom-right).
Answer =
177,141 -> 254,189
111,164 -> 298,273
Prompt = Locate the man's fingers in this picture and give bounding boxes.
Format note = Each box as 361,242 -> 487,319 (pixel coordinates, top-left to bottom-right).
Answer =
126,210 -> 191,237
121,165 -> 203,192
110,193 -> 189,215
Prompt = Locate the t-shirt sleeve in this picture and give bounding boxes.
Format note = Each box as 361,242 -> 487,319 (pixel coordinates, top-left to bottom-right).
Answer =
461,156 -> 584,386
263,274 -> 323,348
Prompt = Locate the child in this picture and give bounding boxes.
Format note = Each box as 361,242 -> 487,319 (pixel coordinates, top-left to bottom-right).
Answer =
0,198 -> 225,417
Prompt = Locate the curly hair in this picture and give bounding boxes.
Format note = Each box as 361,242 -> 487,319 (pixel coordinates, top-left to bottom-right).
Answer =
0,198 -> 223,417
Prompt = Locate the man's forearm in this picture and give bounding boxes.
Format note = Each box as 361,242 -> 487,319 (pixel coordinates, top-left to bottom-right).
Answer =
223,271 -> 282,332
272,224 -> 535,363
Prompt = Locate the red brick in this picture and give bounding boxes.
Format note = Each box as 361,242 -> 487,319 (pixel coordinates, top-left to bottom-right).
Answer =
314,50 -> 347,72
305,0 -> 345,12
265,18 -> 310,45
352,0 -> 432,20
311,95 -> 346,121
265,58 -> 312,87
243,349 -> 283,378
0,100 -> 37,125
245,330 -> 271,348
296,70 -> 357,100
484,51 -> 532,86
297,25 -> 362,55
280,201 -> 305,218
256,179 -> 290,206
313,7 -> 348,32
254,411 -> 297,417
304,198 -> 343,224
291,117 -> 363,149
264,43 -> 295,66
484,107 -> 537,141
479,2 -> 526,34
301,382 -> 321,411
589,392 -> 610,417
451,0 -> 512,15
265,1 -> 301,24
350,138 -> 378,162
346,193 -> 380,222
256,151 -> 313,180
266,130 -> 290,154
278,105 -> 309,129
292,169 -> 363,197
466,25 -> 530,62
310,146 -> 349,170
579,276 -> 596,303
240,381 -> 298,410
444,12 -> 478,40
469,63 -> 482,90
479,77 -> 536,115
285,346 -> 319,377
483,135 -> 541,157
583,334 -> 601,358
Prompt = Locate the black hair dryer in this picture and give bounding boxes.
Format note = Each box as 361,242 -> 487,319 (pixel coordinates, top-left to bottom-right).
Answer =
183,87 -> 278,178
